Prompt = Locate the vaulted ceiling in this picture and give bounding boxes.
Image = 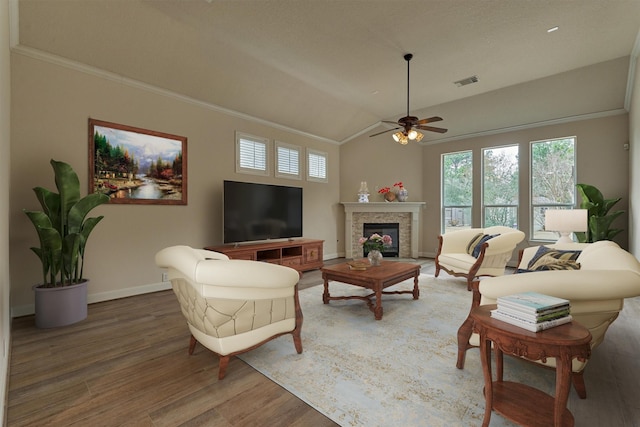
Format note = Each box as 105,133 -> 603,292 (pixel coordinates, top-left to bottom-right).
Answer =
14,0 -> 640,144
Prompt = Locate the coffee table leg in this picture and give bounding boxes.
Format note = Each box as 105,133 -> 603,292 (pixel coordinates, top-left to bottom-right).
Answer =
322,274 -> 330,304
412,272 -> 420,299
374,286 -> 383,320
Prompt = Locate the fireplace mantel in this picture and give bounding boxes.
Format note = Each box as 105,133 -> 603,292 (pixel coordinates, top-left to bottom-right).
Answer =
341,202 -> 425,259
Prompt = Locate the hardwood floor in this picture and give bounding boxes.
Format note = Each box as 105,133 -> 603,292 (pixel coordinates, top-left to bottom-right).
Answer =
6,261 -> 349,427
7,258 -> 639,426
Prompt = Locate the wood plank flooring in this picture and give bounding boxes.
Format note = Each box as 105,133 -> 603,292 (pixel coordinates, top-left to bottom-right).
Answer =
7,259 -> 640,426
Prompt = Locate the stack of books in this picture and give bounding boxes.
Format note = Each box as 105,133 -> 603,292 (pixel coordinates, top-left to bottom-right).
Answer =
491,291 -> 572,332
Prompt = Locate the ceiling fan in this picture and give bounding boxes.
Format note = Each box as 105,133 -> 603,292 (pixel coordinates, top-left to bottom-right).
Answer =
370,53 -> 447,144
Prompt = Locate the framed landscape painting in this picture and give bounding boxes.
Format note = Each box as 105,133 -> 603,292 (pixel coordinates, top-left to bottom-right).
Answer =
88,118 -> 187,205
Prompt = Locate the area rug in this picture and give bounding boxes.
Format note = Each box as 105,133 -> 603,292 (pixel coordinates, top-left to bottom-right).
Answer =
239,274 -> 558,426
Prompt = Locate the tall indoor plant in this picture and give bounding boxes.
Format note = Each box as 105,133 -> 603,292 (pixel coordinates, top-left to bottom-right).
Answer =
24,159 -> 109,327
575,183 -> 624,243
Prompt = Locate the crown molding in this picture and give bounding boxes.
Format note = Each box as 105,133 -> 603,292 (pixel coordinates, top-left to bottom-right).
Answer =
10,45 -> 341,146
10,45 -> 633,148
419,108 -> 628,146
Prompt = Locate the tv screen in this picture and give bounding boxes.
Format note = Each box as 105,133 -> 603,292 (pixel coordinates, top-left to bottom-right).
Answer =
223,180 -> 303,244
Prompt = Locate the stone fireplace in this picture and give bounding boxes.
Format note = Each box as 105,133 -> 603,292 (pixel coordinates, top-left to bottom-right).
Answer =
341,202 -> 425,259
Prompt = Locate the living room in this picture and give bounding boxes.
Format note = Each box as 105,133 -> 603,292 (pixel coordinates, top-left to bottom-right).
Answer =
2,0 -> 640,424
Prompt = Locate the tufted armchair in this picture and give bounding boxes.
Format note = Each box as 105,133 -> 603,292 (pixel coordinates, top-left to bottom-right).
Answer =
435,226 -> 525,290
155,245 -> 303,379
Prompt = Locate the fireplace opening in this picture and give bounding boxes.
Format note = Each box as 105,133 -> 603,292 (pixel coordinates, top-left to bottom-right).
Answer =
363,223 -> 399,257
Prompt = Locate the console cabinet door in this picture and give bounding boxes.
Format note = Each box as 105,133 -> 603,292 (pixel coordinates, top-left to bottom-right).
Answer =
304,244 -> 322,264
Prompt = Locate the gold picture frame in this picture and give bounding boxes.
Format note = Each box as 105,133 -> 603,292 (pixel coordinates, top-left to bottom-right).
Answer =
88,118 -> 187,205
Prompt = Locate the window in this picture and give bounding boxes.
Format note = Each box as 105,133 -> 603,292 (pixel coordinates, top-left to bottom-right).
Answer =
442,151 -> 472,233
530,137 -> 576,240
275,141 -> 301,180
236,132 -> 269,176
483,145 -> 519,228
307,149 -> 328,183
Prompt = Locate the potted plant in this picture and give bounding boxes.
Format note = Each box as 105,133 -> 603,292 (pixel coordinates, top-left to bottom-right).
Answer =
575,183 -> 624,243
24,159 -> 109,328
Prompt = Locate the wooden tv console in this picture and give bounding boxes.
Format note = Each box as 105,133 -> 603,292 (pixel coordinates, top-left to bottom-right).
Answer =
204,238 -> 324,272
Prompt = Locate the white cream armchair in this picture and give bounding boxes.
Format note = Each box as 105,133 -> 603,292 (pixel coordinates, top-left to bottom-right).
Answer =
155,245 -> 303,379
435,226 -> 525,290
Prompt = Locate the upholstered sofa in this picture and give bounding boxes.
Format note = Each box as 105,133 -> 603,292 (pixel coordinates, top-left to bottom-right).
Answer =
457,240 -> 640,398
435,226 -> 525,290
155,245 -> 303,379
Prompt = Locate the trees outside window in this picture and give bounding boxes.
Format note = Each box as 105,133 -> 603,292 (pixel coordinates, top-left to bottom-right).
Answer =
483,145 -> 519,228
442,151 -> 472,233
530,137 -> 576,240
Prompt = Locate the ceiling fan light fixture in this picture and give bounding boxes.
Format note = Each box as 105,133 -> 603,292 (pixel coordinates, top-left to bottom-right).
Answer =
369,53 -> 447,141
393,132 -> 408,144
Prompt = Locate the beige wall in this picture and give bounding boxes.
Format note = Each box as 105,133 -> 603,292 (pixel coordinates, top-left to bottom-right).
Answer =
9,52 -> 340,313
630,54 -> 640,257
1,0 -> 11,420
341,114 -> 630,258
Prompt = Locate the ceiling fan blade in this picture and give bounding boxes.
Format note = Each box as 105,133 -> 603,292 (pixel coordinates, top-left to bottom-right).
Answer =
416,116 -> 443,125
416,125 -> 448,134
381,120 -> 400,125
370,127 -> 401,137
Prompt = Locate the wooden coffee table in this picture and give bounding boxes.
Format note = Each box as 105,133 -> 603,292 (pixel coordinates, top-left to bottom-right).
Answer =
471,304 -> 591,427
321,260 -> 420,320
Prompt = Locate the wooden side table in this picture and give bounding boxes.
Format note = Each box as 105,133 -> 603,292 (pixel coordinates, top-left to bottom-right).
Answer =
470,305 -> 591,427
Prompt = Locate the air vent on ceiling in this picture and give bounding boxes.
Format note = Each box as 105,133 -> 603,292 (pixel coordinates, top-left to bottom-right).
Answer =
454,75 -> 479,87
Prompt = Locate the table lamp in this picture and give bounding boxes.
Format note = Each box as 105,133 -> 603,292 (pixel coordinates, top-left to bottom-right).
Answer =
544,209 -> 588,244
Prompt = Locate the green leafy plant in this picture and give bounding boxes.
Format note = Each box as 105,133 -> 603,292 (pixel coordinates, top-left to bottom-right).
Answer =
575,183 -> 624,243
24,160 -> 110,287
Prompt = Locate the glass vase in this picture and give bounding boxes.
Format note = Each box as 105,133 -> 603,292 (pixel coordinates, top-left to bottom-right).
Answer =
367,249 -> 383,266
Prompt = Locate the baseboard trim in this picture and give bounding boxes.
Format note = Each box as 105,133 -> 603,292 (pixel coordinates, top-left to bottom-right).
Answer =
11,281 -> 172,318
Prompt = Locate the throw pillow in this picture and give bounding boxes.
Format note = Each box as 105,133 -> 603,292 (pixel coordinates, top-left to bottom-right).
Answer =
466,233 -> 500,258
529,254 -> 581,271
526,246 -> 582,270
466,233 -> 485,255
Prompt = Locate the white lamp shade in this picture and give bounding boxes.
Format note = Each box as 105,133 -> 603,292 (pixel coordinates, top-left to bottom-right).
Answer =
545,209 -> 588,243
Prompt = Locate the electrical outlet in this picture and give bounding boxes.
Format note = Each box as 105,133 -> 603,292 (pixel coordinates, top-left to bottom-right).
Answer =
162,272 -> 168,282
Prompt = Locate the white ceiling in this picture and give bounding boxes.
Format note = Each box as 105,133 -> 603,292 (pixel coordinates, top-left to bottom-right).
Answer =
14,0 -> 640,144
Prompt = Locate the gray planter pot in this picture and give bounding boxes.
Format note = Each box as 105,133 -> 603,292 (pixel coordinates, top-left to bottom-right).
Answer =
33,280 -> 88,328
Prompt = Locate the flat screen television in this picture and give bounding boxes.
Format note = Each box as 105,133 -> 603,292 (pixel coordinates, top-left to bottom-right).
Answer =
223,180 -> 303,244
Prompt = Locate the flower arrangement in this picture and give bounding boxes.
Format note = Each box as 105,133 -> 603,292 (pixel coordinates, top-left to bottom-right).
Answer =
377,186 -> 391,194
358,233 -> 393,253
393,181 -> 404,190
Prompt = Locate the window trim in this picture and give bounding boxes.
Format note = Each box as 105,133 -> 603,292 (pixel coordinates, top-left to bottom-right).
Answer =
275,140 -> 302,180
307,148 -> 328,183
481,144 -> 519,229
441,150 -> 473,233
235,131 -> 270,176
530,136 -> 577,242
